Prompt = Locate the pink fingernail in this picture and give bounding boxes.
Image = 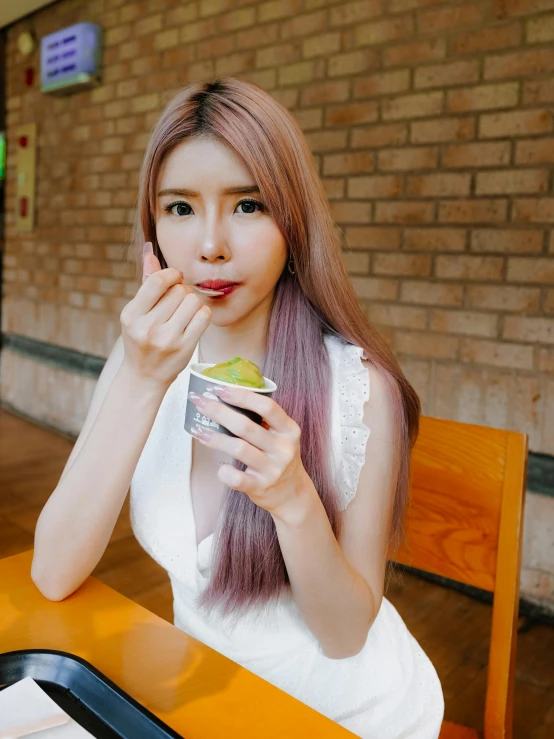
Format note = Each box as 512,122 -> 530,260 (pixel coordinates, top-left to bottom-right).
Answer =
213,387 -> 231,399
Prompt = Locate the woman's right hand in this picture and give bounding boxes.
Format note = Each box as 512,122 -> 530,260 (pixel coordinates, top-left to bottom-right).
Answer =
119,242 -> 211,390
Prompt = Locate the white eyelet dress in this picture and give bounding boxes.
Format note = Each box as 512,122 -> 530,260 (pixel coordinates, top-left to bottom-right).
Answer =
129,333 -> 445,739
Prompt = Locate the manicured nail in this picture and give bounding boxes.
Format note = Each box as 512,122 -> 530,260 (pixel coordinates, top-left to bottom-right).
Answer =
191,425 -> 212,441
212,387 -> 231,399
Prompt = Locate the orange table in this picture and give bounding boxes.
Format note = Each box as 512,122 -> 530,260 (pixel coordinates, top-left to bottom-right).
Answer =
0,550 -> 355,738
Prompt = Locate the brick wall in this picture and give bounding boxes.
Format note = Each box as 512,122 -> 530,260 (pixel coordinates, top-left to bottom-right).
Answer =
3,0 -> 554,454
1,1 -> 554,607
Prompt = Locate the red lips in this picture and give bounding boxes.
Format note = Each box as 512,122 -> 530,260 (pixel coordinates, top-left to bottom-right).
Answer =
196,280 -> 238,289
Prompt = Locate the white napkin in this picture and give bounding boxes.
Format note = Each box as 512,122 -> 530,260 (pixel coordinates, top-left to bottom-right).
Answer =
0,677 -> 95,738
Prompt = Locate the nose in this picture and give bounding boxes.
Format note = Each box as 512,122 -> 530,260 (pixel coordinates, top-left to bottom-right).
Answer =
199,208 -> 230,262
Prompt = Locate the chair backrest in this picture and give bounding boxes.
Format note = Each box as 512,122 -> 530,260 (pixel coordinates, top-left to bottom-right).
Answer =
392,416 -> 528,739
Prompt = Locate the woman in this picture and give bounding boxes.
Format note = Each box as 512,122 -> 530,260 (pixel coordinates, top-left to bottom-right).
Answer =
34,77 -> 444,738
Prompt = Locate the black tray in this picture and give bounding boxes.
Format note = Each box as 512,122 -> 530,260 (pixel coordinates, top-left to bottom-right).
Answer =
0,649 -> 186,738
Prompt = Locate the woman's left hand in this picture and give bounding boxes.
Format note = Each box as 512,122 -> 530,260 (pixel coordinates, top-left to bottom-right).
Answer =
188,385 -> 314,522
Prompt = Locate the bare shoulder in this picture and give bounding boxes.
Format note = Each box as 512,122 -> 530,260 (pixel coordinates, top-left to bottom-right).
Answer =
360,358 -> 397,444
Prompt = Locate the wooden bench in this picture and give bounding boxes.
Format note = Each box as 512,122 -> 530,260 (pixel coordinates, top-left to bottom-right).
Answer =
392,417 -> 528,739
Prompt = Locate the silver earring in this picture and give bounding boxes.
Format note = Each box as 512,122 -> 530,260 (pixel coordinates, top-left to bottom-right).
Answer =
287,258 -> 295,275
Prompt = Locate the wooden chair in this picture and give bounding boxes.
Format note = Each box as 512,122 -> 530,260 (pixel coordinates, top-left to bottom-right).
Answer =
391,416 -> 528,739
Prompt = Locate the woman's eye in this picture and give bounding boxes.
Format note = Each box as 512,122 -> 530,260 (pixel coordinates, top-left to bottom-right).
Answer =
166,202 -> 192,217
164,199 -> 264,217
236,199 -> 264,214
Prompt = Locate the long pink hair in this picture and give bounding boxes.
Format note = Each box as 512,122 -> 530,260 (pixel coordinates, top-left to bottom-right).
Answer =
130,78 -> 420,617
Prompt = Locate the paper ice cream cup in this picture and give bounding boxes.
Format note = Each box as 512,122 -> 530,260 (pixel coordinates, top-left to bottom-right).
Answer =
184,363 -> 277,438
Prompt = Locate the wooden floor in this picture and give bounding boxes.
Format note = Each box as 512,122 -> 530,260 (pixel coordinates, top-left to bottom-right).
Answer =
1,406 -> 553,738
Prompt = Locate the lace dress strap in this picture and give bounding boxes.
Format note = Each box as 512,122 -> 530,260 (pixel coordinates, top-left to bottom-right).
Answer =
324,334 -> 371,511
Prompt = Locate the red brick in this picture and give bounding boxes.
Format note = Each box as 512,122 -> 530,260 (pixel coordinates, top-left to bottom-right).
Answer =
449,24 -> 522,55
430,310 -> 498,338
415,60 -> 480,90
293,107 -> 323,131
396,331 -> 459,359
278,59 -> 325,86
448,82 -> 519,113
258,0 -> 303,23
134,15 -> 163,37
512,199 -> 554,224
507,257 -> 554,283
546,290 -> 554,314
384,38 -> 446,68
515,138 -> 554,165
343,224 -> 394,249
404,228 -> 466,252
236,23 -> 280,50
480,109 -> 553,139
368,304 -> 428,331
492,0 -> 554,18
322,178 -> 345,200
460,338 -> 534,370
256,42 -> 300,68
537,347 -> 554,374
197,35 -> 235,61
303,32 -> 341,59
416,3 -> 483,34
504,317 -> 554,344
485,49 -> 554,80
155,29 -> 179,51
217,6 -> 256,32
442,141 -> 511,168
436,255 -> 504,281
353,70 -> 410,99
389,0 -> 445,10
373,253 -> 432,277
351,123 -> 408,149
382,91 -> 443,121
328,49 -> 379,77
467,285 -> 540,313
180,19 -> 215,44
410,116 -> 475,143
354,15 -> 414,47
476,169 -> 549,195
470,229 -> 544,254
439,199 -> 508,224
349,276 -> 399,301
343,227 -> 401,251
165,4 -> 199,25
328,0 -> 382,26
300,80 -> 350,106
342,252 -> 370,275
375,201 -> 435,224
400,280 -> 464,306
326,101 -> 379,127
305,130 -> 348,152
241,70 -> 277,91
105,26 -> 132,47
406,173 -> 471,197
347,175 -> 403,199
330,202 -> 372,224
523,79 -> 554,105
281,10 -> 327,38
323,151 -> 374,175
378,146 -> 438,172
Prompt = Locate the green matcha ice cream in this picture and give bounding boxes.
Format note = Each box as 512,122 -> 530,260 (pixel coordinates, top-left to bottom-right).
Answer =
201,356 -> 266,389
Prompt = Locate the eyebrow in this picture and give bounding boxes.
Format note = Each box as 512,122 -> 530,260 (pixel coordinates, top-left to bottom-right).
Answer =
157,186 -> 261,197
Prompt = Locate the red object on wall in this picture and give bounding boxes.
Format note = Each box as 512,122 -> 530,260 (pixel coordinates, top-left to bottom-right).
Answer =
19,197 -> 28,218
19,136 -> 28,148
25,67 -> 34,86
